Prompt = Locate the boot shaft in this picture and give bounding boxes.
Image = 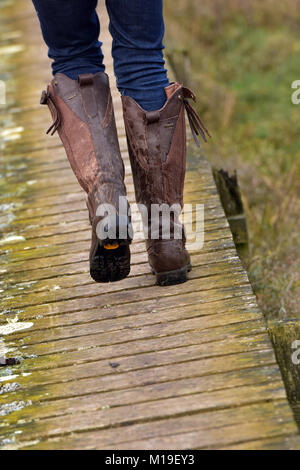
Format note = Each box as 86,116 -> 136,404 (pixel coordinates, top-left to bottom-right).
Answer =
122,83 -> 188,209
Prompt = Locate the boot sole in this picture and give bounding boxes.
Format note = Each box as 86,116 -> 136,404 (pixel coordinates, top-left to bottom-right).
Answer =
151,264 -> 192,287
90,239 -> 131,283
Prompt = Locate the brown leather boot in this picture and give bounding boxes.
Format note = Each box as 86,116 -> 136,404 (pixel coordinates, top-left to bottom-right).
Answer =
41,72 -> 132,283
122,83 -> 209,286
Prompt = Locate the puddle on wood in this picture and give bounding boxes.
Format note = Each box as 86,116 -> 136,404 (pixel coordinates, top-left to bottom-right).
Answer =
0,0 -> 229,451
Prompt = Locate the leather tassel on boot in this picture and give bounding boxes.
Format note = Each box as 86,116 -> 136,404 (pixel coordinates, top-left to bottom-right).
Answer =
122,82 -> 209,286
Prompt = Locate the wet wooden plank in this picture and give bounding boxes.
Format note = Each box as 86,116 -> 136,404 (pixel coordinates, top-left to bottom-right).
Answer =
1,248 -> 239,286
0,0 -> 299,451
2,275 -> 253,327
14,319 -> 267,367
1,347 -> 276,407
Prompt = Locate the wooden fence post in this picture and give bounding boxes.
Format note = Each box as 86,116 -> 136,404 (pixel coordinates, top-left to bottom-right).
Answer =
269,320 -> 300,429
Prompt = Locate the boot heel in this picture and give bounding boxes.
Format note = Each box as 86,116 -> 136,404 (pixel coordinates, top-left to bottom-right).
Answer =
154,264 -> 191,287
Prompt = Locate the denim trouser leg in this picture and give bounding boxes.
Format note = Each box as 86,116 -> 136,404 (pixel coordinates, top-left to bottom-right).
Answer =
32,0 -> 169,110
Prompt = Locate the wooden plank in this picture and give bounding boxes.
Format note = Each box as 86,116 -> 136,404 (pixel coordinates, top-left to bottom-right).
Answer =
0,256 -> 241,300
1,248 -> 239,284
2,265 -> 247,311
220,434 -> 300,450
1,194 -> 221,236
1,351 -> 277,416
0,365 -> 282,421
0,207 -> 227,255
8,332 -> 270,388
101,419 -> 296,450
1,348 -> 276,410
2,276 -> 253,324
12,312 -> 264,370
2,287 -> 255,336
1,236 -> 235,278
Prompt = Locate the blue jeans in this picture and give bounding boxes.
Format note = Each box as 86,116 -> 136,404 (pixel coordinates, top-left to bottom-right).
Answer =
32,0 -> 170,111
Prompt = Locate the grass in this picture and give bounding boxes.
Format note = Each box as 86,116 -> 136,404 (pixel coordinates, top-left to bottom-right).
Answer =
164,0 -> 300,319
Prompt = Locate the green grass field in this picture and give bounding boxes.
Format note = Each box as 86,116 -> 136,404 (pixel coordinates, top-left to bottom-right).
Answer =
165,0 -> 300,319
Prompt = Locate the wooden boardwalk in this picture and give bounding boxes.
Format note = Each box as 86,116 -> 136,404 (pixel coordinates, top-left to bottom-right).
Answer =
0,0 -> 299,450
